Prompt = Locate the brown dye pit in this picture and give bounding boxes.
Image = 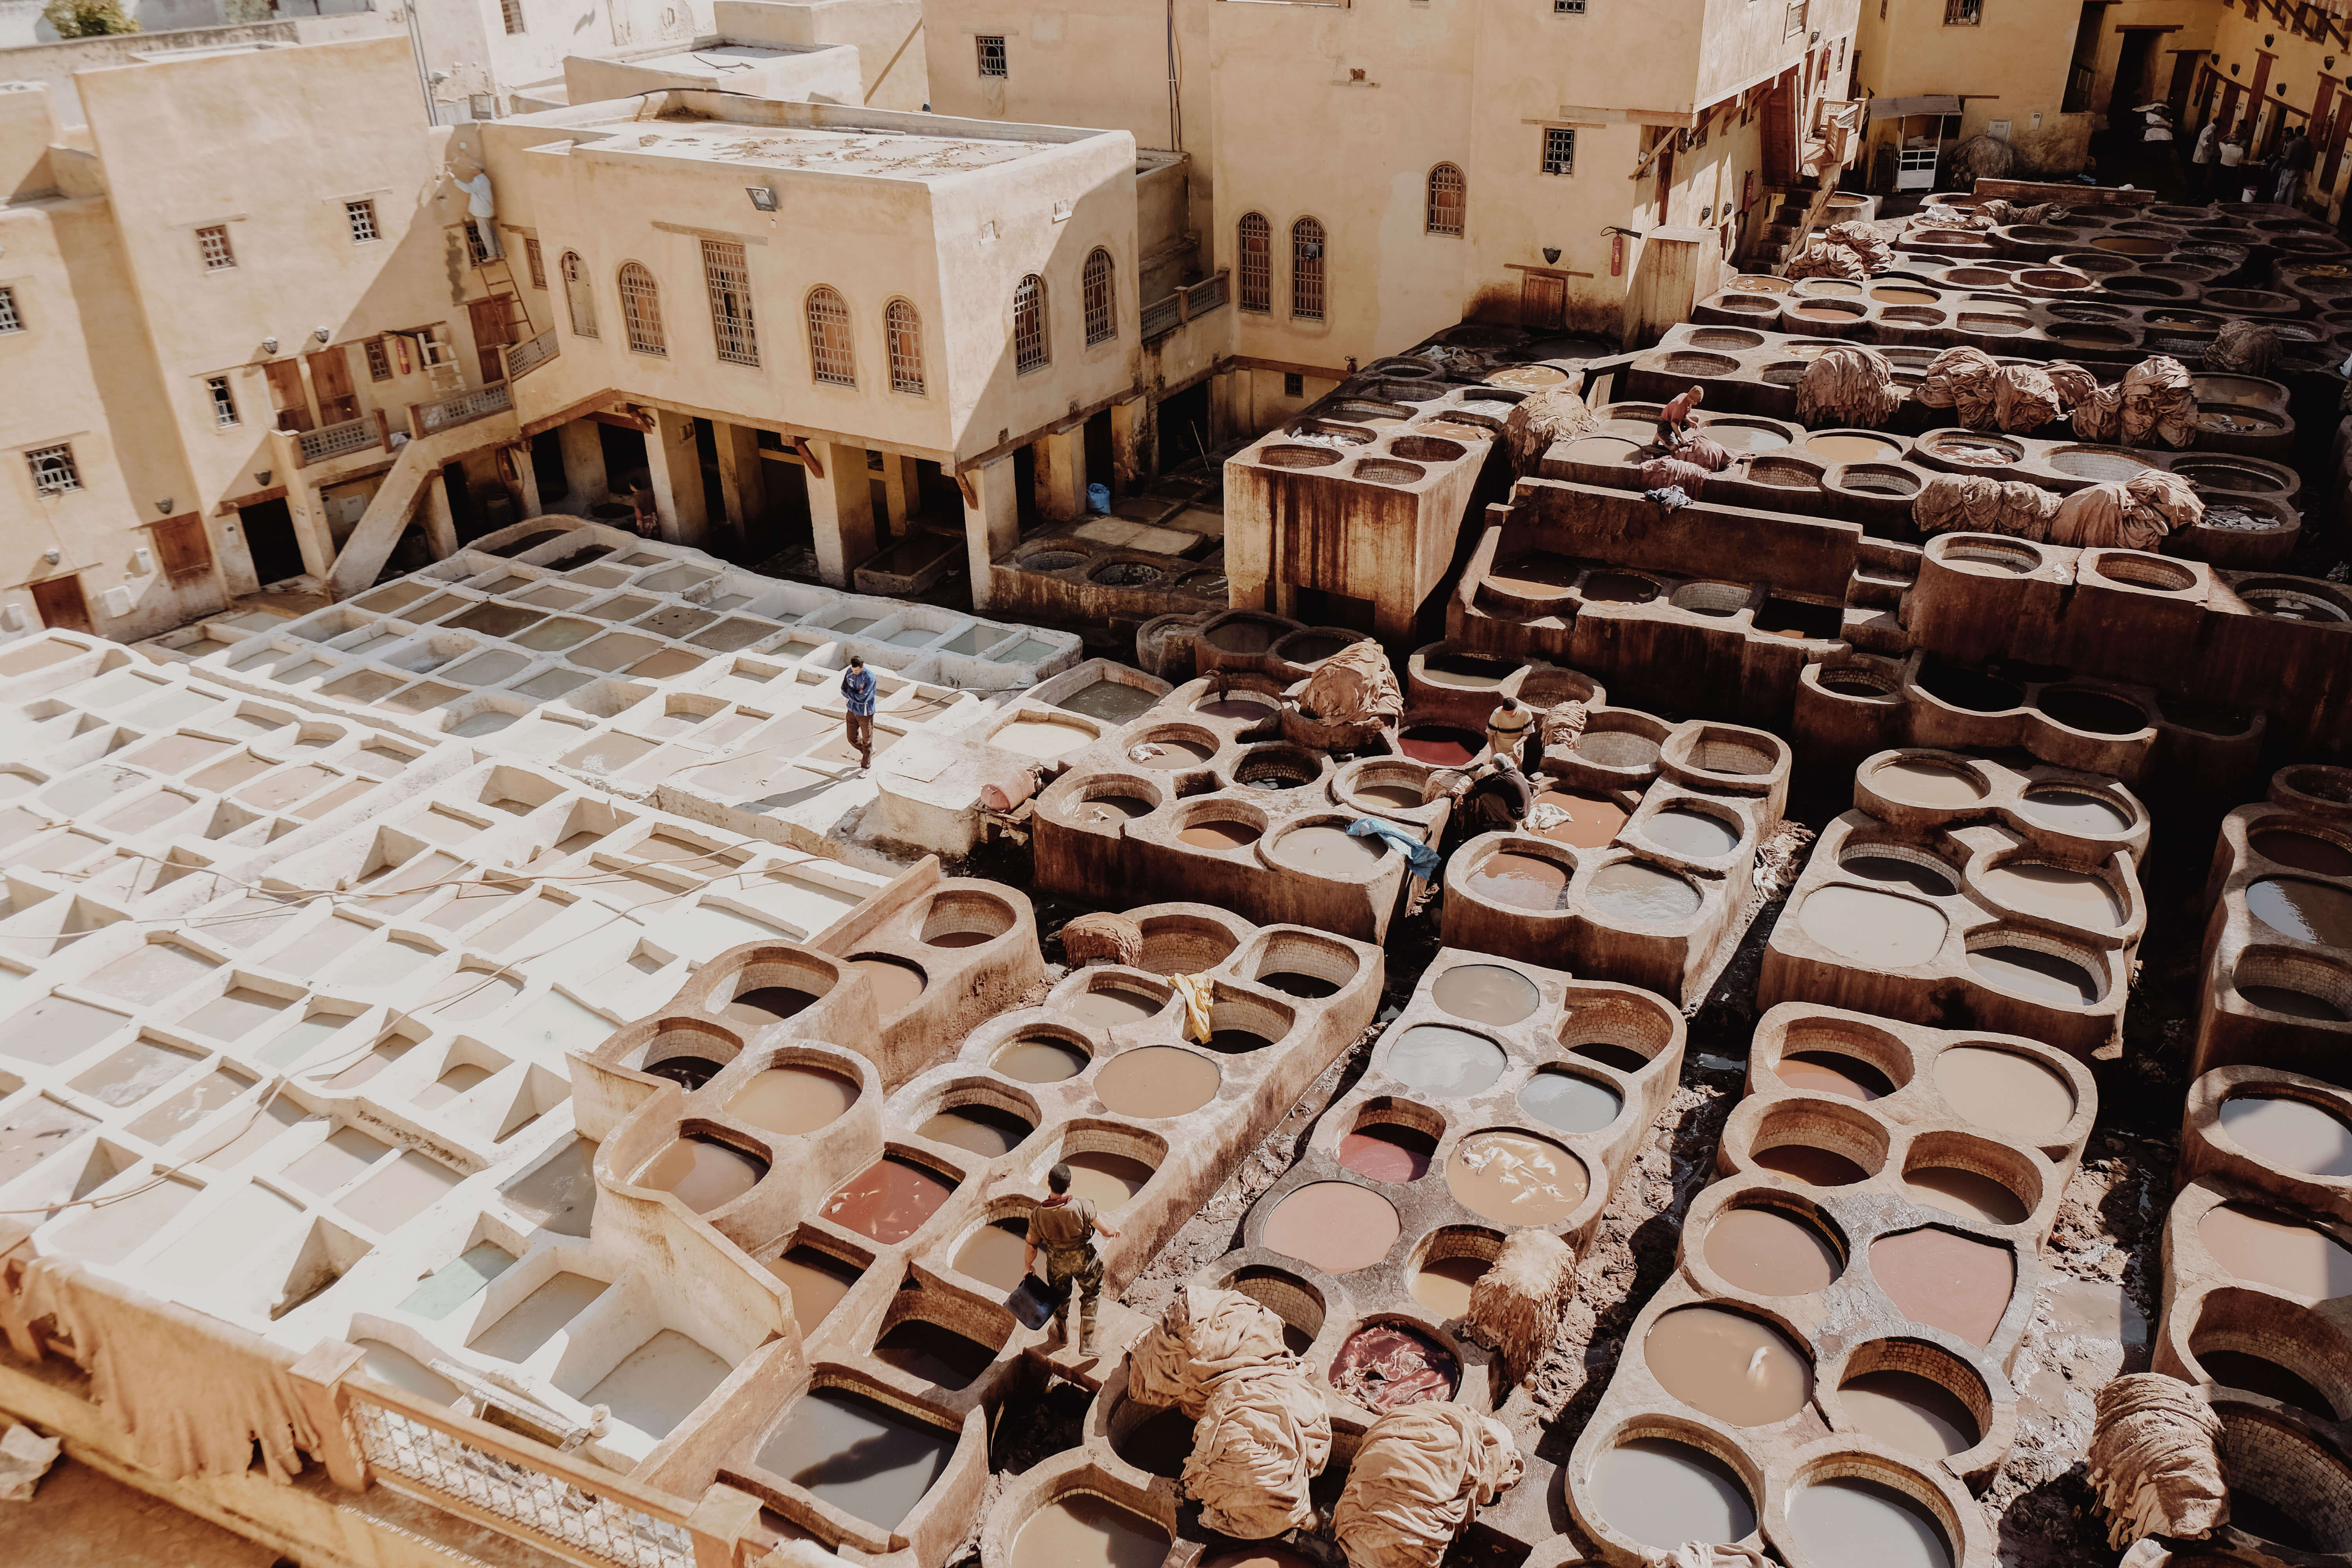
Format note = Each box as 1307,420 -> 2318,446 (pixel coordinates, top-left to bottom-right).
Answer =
992,1037 -> 1089,1083
634,1136 -> 765,1213
1339,1125 -> 1437,1182
1646,808 -> 1740,857
1779,1051 -> 1895,1101
952,1220 -> 1029,1288
1134,738 -> 1216,769
1644,1305 -> 1813,1426
2198,1351 -> 2335,1416
1872,758 -> 1986,806
1705,1205 -> 1841,1295
1260,971 -> 1340,999
642,1056 -> 724,1091
1094,1046 -> 1221,1117
851,956 -> 925,1016
1529,789 -> 1630,846
724,1065 -> 857,1136
1592,1438 -> 1757,1550
1329,1322 -> 1460,1410
1798,886 -> 1949,967
1906,1166 -> 2029,1225
823,1157 -> 955,1243
769,1247 -> 860,1327
1468,852 -> 1571,911
1871,1228 -> 2015,1345
1967,946 -> 2098,1005
2018,790 -> 2131,835
1789,1477 -> 1953,1568
1274,825 -> 1387,876
874,1319 -> 995,1390
724,986 -> 819,1027
2254,831 -> 2352,877
1588,862 -> 1701,924
757,1389 -> 953,1533
1116,1405 -> 1197,1476
1755,1143 -> 1869,1187
1411,1255 -> 1492,1316
917,1104 -> 1033,1156
1808,433 -> 1901,464
1197,697 -> 1276,721
1446,1131 -> 1588,1224
1066,988 -> 1163,1027
1979,863 -> 2122,928
2241,985 -> 2350,1021
1262,1181 -> 1401,1274
2247,878 -> 2352,948
1179,820 -> 1261,851
1062,1150 -> 1156,1209
1842,1369 -> 1982,1459
1011,1495 -> 1169,1568
2218,1095 -> 2352,1176
1934,1046 -> 2075,1140
1583,571 -> 1662,603
1398,726 -> 1484,765
1430,963 -> 1539,1024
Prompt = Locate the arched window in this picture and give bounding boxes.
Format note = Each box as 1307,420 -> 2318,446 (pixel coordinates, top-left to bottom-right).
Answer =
561,251 -> 597,338
885,299 -> 926,394
618,262 -> 664,356
1013,274 -> 1049,373
1291,218 -> 1326,321
805,286 -> 855,385
1082,248 -> 1116,345
1237,212 -> 1270,313
1426,164 -> 1466,236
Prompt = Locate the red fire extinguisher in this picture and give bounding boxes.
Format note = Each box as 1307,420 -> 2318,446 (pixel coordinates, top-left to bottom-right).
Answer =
1611,232 -> 1625,277
394,334 -> 413,376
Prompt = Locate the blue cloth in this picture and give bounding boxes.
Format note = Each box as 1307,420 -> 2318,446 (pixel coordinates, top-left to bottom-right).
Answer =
840,666 -> 877,717
1347,816 -> 1441,882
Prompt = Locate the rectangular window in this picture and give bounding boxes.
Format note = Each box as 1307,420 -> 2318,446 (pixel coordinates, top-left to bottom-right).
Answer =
1542,127 -> 1577,175
524,236 -> 546,289
0,287 -> 18,333
976,34 -> 1007,76
1284,372 -> 1304,397
207,375 -> 239,428
364,336 -> 393,381
345,200 -> 379,244
1944,0 -> 1976,20
499,0 -> 524,32
197,224 -> 235,270
27,443 -> 80,495
465,220 -> 492,266
701,238 -> 758,367
1553,0 -> 1584,12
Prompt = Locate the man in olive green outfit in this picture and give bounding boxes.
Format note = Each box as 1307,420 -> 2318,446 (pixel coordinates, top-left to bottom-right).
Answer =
1025,1162 -> 1120,1356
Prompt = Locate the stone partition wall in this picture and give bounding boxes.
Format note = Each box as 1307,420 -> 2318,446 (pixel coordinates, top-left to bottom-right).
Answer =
2194,764 -> 2352,1081
1761,748 -> 2147,1058
1552,1002 -> 2096,1568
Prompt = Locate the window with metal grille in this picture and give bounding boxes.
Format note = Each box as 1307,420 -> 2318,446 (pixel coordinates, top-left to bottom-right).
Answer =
702,238 -> 758,366
524,237 -> 546,288
1554,0 -> 1585,12
976,34 -> 1007,76
465,221 -> 492,266
885,298 -> 926,394
207,375 -> 239,428
0,287 -> 18,334
1542,127 -> 1576,175
619,262 -> 664,355
197,225 -> 234,270
1290,217 -> 1326,321
499,0 -> 524,32
563,252 -> 598,338
806,286 -> 855,385
1285,373 -> 1304,397
1238,212 -> 1270,312
1943,0 -> 1977,20
1082,249 -> 1116,345
345,200 -> 379,244
27,444 -> 79,495
364,337 -> 393,380
1426,164 -> 1465,235
1013,274 -> 1049,372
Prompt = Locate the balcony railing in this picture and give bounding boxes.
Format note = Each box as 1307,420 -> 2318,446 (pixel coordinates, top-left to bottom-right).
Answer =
412,381 -> 514,437
296,412 -> 390,468
505,329 -> 560,381
1142,268 -> 1231,343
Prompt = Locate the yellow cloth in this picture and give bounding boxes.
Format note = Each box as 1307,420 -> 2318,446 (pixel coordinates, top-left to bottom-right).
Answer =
1172,972 -> 1214,1044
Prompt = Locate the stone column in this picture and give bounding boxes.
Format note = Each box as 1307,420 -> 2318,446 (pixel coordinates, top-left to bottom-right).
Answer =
1110,397 -> 1147,494
642,408 -> 709,546
556,418 -> 608,510
510,443 -> 543,519
962,457 -> 1019,611
421,470 -> 460,559
714,422 -> 768,539
808,441 -> 878,588
880,452 -> 920,532
1031,426 -> 1087,524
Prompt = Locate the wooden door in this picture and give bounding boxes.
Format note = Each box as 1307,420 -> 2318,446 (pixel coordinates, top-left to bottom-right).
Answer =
308,347 -> 358,425
149,516 -> 214,586
262,359 -> 312,433
1521,273 -> 1566,331
470,297 -> 517,383
31,574 -> 91,633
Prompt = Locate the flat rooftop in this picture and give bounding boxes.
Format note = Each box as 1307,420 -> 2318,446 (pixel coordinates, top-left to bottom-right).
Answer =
594,116 -> 1055,176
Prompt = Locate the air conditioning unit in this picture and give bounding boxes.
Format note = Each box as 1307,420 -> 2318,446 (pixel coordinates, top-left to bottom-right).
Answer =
100,586 -> 133,619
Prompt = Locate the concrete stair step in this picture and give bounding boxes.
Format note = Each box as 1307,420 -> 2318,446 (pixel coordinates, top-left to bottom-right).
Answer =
1842,603 -> 1909,655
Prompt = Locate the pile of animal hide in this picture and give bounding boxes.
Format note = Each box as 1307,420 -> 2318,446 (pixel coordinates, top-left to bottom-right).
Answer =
1296,640 -> 1401,727
1503,386 -> 1599,474
1796,345 -> 1900,428
2085,1374 -> 2228,1547
2074,357 -> 2198,448
1328,1402 -> 1524,1568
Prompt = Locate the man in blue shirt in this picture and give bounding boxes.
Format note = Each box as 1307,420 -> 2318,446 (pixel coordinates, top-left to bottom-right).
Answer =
840,654 -> 877,769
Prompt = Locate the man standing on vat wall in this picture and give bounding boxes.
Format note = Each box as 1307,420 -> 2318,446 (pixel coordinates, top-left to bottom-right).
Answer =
841,655 -> 876,771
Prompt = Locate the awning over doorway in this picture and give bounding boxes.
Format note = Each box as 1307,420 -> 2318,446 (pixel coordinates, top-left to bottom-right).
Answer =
1868,94 -> 1964,120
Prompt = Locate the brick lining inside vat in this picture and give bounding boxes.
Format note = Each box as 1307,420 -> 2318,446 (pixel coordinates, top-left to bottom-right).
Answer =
1958,314 -> 2027,334
2091,554 -> 2197,592
1258,445 -> 1343,470
1881,307 -> 1945,326
2047,447 -> 2154,480
1662,351 -> 1742,376
1389,436 -> 1468,463
1354,458 -> 1428,485
1688,328 -> 1767,349
1836,464 -> 1920,496
1287,419 -> 1376,445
